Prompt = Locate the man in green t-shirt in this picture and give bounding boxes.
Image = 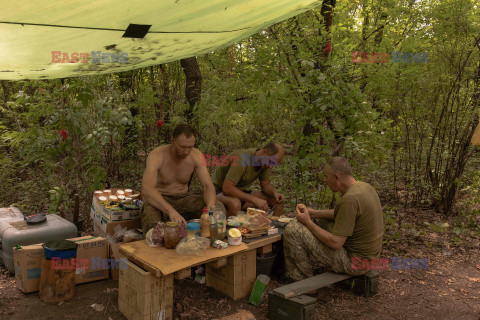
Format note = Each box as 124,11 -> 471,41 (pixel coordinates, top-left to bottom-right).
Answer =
284,157 -> 384,281
212,142 -> 285,216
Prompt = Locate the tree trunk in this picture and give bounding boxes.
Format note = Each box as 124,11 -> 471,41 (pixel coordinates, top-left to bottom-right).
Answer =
39,257 -> 76,303
180,57 -> 202,125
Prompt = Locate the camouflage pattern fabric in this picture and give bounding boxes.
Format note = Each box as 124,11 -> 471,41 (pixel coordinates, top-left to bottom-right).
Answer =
141,193 -> 225,235
283,219 -> 369,281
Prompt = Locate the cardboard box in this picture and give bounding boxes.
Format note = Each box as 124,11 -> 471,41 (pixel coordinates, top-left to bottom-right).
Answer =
90,190 -> 140,233
14,236 -> 109,293
93,218 -> 141,238
92,219 -> 141,280
206,249 -> 256,300
119,260 -> 173,320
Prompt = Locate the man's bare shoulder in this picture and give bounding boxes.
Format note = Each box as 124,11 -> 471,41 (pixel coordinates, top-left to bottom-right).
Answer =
146,145 -> 170,165
190,148 -> 206,165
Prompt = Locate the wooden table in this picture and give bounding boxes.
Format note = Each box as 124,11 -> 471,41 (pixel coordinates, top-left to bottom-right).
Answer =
118,233 -> 282,277
117,233 -> 283,320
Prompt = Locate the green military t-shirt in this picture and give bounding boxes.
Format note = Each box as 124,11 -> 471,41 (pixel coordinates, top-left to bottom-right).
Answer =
331,181 -> 384,259
212,148 -> 270,191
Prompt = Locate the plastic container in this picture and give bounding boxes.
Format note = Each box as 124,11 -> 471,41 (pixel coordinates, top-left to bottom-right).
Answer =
0,207 -> 23,223
0,214 -> 77,273
209,211 -> 218,244
0,207 -> 24,266
186,223 -> 200,240
256,251 -> 277,277
200,207 -> 210,238
212,206 -> 227,240
42,240 -> 78,260
227,228 -> 242,246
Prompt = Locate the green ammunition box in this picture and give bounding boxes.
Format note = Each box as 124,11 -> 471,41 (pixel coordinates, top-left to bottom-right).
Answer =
267,293 -> 316,320
337,269 -> 379,297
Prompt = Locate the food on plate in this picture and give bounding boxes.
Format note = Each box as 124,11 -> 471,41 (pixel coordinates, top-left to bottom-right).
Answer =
247,208 -> 266,216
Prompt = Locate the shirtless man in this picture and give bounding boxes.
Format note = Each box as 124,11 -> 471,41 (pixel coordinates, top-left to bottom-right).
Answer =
140,124 -> 222,234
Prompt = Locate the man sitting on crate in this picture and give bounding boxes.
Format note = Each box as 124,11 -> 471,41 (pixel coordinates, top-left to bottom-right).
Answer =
212,142 -> 285,217
283,157 -> 384,281
140,124 -> 224,235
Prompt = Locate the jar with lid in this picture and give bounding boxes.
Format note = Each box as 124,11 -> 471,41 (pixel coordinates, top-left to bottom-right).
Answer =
164,222 -> 181,249
186,223 -> 200,240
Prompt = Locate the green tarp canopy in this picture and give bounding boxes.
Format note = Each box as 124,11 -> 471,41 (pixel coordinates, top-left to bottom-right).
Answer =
0,0 -> 321,80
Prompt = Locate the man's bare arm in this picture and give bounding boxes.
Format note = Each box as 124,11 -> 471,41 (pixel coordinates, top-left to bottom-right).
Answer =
308,208 -> 335,220
192,149 -> 216,209
296,204 -> 346,250
141,151 -> 185,225
222,178 -> 268,210
303,220 -> 347,250
260,180 -> 276,198
222,179 -> 259,203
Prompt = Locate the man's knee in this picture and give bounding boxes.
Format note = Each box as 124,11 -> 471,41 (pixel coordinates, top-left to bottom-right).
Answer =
284,221 -> 304,238
227,198 -> 242,213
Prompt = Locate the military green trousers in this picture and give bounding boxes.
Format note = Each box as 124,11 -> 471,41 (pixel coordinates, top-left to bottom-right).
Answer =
141,193 -> 225,235
283,219 -> 368,281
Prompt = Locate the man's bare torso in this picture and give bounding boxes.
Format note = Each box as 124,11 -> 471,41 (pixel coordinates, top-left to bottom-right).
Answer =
152,145 -> 196,195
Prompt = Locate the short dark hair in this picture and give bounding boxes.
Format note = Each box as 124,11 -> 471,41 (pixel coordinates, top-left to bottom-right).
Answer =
172,124 -> 196,139
263,141 -> 279,155
326,157 -> 353,177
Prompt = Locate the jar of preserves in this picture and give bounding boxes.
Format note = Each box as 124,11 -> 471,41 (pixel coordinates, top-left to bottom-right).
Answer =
164,222 -> 181,249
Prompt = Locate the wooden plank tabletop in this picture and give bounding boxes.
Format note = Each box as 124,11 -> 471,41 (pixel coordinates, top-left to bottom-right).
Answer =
119,240 -> 249,277
119,233 -> 282,277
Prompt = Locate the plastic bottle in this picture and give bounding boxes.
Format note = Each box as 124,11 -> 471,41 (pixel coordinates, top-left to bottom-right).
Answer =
209,210 -> 218,244
200,207 -> 210,238
212,205 -> 227,240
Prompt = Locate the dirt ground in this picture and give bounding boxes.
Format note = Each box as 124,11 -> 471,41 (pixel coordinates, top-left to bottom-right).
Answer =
1,209 -> 479,320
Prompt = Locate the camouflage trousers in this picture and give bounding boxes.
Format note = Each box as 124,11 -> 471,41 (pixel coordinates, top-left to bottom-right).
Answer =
283,219 -> 368,281
140,193 -> 225,236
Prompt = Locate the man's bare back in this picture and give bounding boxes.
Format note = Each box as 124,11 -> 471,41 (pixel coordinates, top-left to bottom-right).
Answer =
151,144 -> 195,195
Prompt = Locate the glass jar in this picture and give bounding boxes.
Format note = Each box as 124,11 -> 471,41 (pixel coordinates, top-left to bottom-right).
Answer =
164,222 -> 180,249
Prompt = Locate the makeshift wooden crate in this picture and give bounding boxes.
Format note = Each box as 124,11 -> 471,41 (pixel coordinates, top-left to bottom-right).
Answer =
206,249 -> 256,300
119,260 -> 174,320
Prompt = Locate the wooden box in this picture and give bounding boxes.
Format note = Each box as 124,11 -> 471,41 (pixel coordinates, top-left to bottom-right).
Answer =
119,260 -> 174,320
206,249 -> 256,300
